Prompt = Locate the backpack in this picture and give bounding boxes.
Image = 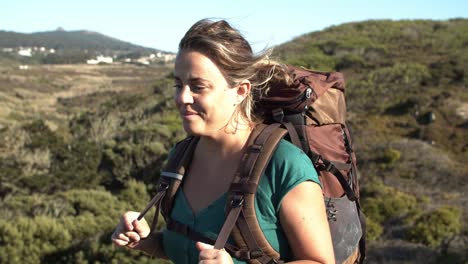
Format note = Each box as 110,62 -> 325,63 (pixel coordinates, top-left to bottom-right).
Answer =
137,66 -> 366,264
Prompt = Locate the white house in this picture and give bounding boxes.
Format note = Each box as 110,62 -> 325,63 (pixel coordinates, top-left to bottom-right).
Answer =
18,48 -> 32,57
87,55 -> 113,64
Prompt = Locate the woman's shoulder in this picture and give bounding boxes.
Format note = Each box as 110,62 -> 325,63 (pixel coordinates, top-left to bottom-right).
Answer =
265,139 -> 319,184
270,139 -> 312,167
259,139 -> 320,211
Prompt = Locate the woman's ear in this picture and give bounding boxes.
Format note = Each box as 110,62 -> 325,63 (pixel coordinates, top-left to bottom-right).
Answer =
236,80 -> 251,103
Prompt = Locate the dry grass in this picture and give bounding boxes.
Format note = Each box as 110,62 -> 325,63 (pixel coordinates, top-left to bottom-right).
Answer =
0,127 -> 51,176
0,63 -> 172,129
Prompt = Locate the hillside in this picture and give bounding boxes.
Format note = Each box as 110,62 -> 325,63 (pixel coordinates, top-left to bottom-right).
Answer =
0,29 -> 158,52
0,19 -> 466,263
0,29 -> 173,64
274,18 -> 467,263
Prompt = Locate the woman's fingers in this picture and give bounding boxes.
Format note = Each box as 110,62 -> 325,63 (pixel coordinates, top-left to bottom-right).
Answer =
111,231 -> 130,246
197,242 -> 218,260
111,211 -> 148,248
196,241 -> 214,251
197,242 -> 233,263
125,231 -> 141,242
132,218 -> 150,238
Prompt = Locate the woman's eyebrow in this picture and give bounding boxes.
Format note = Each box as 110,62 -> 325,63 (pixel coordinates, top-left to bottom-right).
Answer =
173,76 -> 210,83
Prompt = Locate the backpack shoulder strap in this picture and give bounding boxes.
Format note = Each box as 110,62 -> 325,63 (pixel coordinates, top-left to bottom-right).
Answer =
160,136 -> 199,219
137,136 -> 199,231
214,123 -> 288,264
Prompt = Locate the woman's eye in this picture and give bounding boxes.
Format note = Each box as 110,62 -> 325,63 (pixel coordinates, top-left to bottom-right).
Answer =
173,84 -> 182,90
192,86 -> 205,92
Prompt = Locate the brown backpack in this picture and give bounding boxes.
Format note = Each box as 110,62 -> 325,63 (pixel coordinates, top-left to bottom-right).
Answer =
138,66 -> 366,264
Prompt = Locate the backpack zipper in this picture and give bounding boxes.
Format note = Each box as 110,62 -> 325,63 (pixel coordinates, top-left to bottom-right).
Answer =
268,87 -> 313,107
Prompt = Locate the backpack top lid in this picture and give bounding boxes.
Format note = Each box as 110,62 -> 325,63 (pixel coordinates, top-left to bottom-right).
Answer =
255,66 -> 347,125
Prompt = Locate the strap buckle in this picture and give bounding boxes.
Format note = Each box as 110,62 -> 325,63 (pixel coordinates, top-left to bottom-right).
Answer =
248,144 -> 262,153
272,108 -> 284,123
322,160 -> 334,172
157,182 -> 169,191
230,195 -> 244,207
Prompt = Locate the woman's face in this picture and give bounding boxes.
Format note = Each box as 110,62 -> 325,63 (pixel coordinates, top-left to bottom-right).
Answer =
174,50 -> 238,137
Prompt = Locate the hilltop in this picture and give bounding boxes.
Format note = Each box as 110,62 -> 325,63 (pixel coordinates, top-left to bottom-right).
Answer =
0,29 -> 175,64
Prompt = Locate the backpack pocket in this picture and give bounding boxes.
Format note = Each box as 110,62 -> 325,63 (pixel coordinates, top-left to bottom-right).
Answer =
325,196 -> 362,264
306,124 -> 352,198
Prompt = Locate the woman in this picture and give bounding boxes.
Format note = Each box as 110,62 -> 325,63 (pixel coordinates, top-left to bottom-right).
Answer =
112,19 -> 335,264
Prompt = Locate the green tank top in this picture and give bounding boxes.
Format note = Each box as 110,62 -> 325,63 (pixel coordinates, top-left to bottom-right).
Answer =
162,139 -> 320,264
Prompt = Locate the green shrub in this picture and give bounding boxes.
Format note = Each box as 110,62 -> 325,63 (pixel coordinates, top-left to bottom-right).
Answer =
382,148 -> 401,164
0,186 -> 169,263
22,120 -> 62,151
57,189 -> 122,218
118,179 -> 151,210
366,218 -> 384,242
50,139 -> 102,191
361,178 -> 418,223
335,54 -> 367,70
346,63 -> 431,114
0,216 -> 72,264
409,205 -> 462,247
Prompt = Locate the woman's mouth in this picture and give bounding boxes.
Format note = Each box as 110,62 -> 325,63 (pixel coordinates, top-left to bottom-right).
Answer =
181,110 -> 198,118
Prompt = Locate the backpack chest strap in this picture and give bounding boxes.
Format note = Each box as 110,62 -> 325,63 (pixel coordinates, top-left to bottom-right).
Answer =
166,219 -> 281,263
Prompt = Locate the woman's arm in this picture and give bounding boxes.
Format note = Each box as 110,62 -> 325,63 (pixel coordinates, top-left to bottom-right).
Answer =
279,181 -> 335,264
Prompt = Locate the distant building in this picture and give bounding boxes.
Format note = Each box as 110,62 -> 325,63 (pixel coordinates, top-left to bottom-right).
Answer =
87,55 -> 113,64
136,57 -> 150,65
18,48 -> 32,57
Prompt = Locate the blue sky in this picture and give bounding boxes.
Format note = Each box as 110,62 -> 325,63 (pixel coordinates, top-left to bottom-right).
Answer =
2,0 -> 467,52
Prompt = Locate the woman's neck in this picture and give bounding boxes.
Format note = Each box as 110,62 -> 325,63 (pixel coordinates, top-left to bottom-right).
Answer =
197,122 -> 253,159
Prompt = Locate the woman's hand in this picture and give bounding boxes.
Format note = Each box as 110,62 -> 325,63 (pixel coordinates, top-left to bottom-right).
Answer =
111,211 -> 150,249
196,242 -> 233,264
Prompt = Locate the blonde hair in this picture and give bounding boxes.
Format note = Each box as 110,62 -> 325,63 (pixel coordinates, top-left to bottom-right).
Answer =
178,19 -> 293,124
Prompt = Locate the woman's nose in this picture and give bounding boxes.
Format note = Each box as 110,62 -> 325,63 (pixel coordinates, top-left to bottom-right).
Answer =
175,85 -> 194,105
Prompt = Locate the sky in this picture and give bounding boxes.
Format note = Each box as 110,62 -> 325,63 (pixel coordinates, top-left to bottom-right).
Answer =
2,0 -> 467,53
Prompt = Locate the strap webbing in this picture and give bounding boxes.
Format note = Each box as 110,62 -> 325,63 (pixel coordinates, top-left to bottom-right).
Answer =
167,220 -> 261,261
309,151 -> 357,201
214,205 -> 242,250
137,185 -> 168,222
281,122 -> 301,149
330,161 -> 352,171
241,123 -> 281,179
326,162 -> 356,201
150,191 -> 165,232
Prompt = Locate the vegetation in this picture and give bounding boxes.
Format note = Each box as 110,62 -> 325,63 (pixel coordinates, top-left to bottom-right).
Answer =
0,18 -> 467,263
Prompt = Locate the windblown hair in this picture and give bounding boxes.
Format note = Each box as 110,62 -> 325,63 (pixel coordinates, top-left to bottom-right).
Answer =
178,19 -> 293,124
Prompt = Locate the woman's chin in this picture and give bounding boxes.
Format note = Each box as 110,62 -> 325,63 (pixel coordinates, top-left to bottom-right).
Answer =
182,124 -> 201,136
